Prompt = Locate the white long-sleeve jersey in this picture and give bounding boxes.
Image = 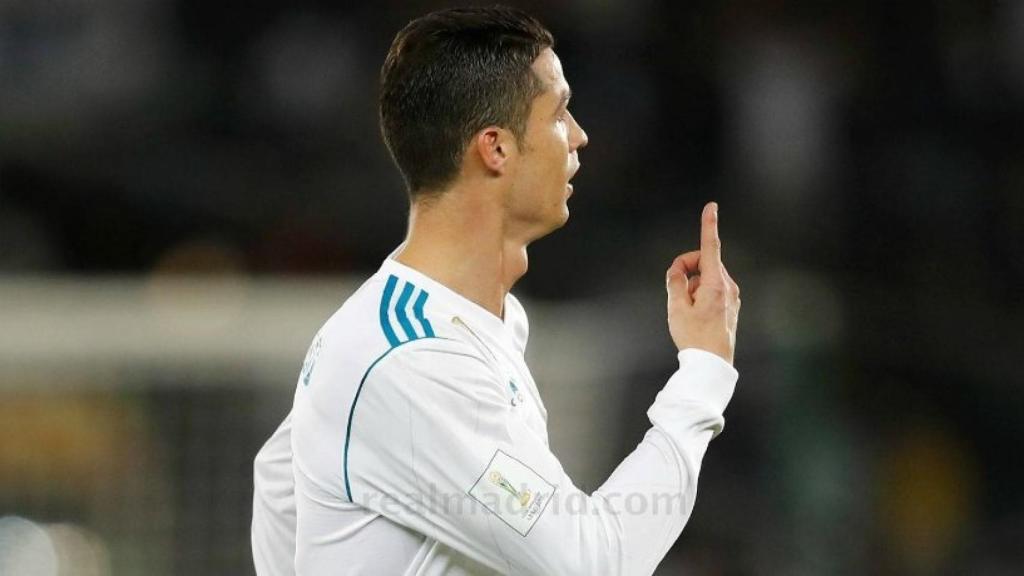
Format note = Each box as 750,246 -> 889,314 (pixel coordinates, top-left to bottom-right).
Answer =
252,255 -> 738,575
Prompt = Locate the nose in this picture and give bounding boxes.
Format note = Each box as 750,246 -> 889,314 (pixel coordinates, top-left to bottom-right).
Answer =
575,124 -> 589,151
568,111 -> 588,151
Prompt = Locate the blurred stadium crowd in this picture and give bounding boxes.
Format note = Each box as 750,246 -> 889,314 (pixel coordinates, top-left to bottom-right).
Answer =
1,0 -> 1022,575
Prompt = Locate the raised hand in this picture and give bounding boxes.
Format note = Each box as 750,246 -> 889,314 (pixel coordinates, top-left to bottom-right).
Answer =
665,202 -> 741,364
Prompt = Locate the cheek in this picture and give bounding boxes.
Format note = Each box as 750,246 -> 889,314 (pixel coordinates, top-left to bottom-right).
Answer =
548,130 -> 571,171
555,124 -> 571,155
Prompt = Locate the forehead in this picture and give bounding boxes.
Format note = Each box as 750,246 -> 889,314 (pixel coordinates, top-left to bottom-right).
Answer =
531,48 -> 568,98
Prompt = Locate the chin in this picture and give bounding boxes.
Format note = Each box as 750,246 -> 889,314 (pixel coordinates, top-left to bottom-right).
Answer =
551,206 -> 570,230
526,209 -> 570,243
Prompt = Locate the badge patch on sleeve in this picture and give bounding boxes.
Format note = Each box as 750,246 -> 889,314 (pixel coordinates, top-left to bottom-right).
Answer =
468,449 -> 555,536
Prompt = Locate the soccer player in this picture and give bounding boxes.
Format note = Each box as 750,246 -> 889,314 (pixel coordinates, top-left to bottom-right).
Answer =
252,6 -> 741,575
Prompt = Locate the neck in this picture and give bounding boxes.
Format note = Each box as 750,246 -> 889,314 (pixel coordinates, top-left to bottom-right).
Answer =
394,188 -> 529,320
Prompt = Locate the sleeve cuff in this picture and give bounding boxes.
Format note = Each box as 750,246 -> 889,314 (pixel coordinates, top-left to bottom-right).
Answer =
660,348 -> 738,416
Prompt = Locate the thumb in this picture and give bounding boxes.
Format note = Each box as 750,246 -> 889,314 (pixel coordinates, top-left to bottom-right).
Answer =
666,266 -> 692,306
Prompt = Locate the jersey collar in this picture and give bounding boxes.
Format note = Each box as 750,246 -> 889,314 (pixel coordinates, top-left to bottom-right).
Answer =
378,251 -> 512,345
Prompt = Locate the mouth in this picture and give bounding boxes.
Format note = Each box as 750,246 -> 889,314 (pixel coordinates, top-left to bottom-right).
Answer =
569,161 -> 580,180
567,162 -> 580,196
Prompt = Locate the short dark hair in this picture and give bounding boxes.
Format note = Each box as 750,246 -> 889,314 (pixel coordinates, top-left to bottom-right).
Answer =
379,6 -> 554,197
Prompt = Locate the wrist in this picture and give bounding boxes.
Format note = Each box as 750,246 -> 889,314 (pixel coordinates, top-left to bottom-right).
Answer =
674,344 -> 733,366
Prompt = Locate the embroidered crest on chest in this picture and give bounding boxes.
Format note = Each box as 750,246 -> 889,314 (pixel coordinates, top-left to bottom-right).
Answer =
508,379 -> 526,407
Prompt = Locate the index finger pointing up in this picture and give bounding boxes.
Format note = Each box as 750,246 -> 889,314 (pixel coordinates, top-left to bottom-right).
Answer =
700,201 -> 722,275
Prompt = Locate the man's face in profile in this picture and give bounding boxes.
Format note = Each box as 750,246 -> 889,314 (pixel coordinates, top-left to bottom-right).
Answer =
505,48 -> 588,239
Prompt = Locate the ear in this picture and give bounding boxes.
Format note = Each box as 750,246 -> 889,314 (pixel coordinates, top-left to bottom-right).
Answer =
472,126 -> 516,175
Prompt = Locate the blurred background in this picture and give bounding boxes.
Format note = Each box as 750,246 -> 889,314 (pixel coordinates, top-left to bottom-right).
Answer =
1,0 -> 1022,574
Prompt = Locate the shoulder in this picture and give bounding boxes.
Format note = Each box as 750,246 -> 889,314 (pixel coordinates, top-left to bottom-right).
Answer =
302,266 -> 514,397
312,269 -> 461,375
310,273 -> 399,371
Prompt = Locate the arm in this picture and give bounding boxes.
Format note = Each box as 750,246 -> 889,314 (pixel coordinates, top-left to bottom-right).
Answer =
344,338 -> 735,576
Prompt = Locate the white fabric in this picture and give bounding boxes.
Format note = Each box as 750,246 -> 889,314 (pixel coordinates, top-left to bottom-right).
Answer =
252,255 -> 738,575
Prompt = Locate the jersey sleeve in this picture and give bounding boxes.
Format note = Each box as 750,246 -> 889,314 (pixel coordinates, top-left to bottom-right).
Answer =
344,338 -> 737,576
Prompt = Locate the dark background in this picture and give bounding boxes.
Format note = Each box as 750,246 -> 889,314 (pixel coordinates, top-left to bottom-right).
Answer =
1,0 -> 1021,574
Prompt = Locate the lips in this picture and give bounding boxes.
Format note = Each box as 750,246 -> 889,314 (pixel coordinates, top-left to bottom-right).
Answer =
567,161 -> 580,185
565,156 -> 581,197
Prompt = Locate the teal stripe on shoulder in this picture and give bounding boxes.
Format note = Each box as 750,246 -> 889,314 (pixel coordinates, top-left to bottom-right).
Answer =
412,289 -> 434,337
379,275 -> 400,347
394,281 -> 419,341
